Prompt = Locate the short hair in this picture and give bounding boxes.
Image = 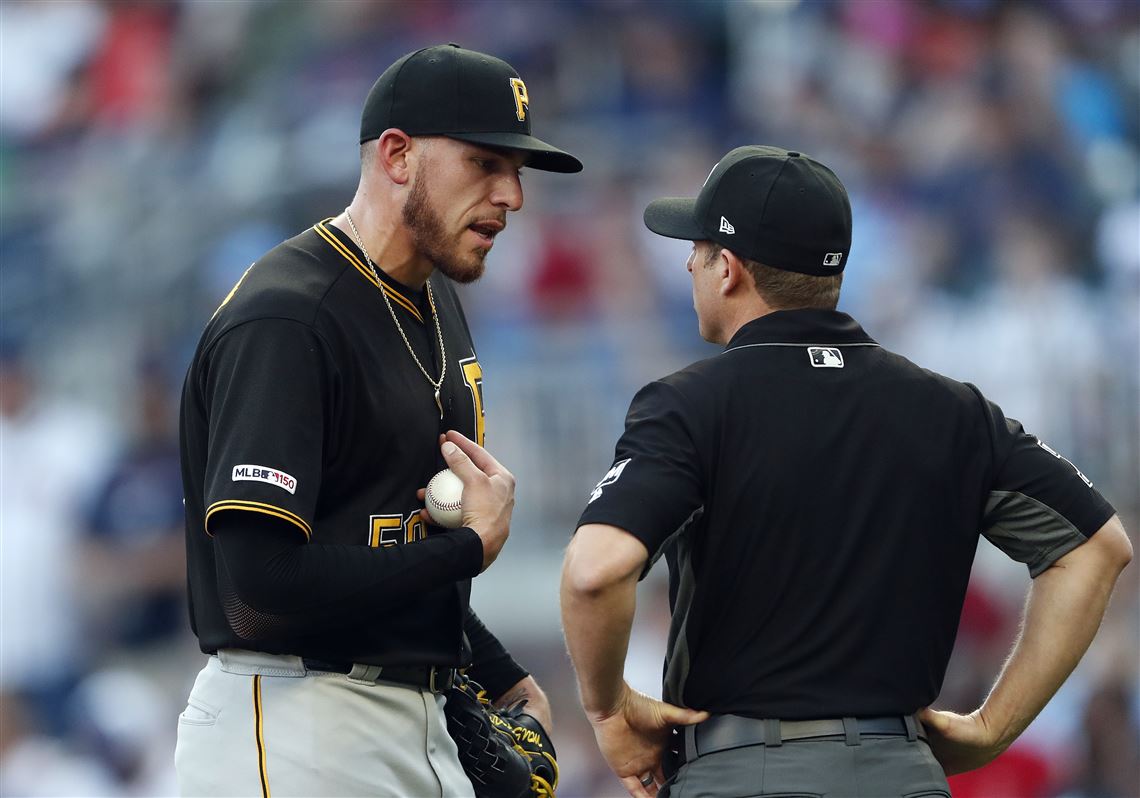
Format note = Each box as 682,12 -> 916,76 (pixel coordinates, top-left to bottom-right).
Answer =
360,141 -> 375,168
706,245 -> 843,310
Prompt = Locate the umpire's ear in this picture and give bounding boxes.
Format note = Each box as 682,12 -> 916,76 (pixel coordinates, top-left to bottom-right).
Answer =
719,247 -> 748,296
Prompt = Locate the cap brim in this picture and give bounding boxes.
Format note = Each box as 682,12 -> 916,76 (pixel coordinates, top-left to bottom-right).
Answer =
643,197 -> 704,240
448,132 -> 582,173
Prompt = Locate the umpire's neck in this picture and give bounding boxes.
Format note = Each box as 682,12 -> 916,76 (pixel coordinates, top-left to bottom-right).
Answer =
698,246 -> 779,347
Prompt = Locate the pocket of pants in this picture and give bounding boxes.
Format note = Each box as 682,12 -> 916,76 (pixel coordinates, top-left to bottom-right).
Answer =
903,793 -> 950,798
178,697 -> 220,727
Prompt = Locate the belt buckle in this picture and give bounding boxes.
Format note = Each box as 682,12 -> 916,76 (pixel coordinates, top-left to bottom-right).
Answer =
429,667 -> 454,693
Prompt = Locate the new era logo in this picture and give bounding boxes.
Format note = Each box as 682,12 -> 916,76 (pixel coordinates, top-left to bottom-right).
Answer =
719,216 -> 735,235
808,347 -> 844,368
823,252 -> 843,267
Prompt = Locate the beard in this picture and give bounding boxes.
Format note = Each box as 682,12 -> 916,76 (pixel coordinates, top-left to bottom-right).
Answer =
402,167 -> 487,285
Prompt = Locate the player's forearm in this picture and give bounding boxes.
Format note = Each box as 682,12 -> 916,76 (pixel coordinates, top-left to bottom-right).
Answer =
979,516 -> 1131,748
216,513 -> 482,617
561,530 -> 643,719
496,674 -> 553,731
463,607 -> 528,699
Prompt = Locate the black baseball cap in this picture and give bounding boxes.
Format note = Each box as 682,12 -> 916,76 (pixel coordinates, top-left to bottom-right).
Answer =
644,145 -> 851,275
360,44 -> 582,174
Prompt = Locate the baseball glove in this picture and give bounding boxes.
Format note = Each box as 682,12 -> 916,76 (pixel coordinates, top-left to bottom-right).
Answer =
444,674 -> 559,798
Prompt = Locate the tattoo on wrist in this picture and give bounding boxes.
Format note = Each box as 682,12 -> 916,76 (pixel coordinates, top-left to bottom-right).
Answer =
496,687 -> 528,707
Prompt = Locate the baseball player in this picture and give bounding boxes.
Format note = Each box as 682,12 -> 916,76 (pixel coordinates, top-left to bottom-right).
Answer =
560,145 -> 1131,797
176,45 -> 580,797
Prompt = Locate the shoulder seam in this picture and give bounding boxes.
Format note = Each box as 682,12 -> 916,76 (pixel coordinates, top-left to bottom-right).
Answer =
202,316 -> 344,386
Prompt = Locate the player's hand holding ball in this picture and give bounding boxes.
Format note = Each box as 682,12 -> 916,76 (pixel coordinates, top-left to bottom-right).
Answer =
425,468 -> 465,528
422,430 -> 515,572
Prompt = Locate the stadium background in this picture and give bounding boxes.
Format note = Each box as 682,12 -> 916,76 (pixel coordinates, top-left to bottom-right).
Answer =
1,0 -> 1137,795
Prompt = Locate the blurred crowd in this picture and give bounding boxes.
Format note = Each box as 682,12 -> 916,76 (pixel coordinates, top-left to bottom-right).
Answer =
0,1 -> 1136,796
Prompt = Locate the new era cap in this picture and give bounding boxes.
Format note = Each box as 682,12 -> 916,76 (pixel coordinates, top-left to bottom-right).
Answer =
360,44 -> 582,174
644,145 -> 851,275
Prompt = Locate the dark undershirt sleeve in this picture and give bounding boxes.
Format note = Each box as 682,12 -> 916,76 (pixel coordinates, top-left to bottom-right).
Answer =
213,513 -> 482,640
463,607 -> 528,700
975,390 -> 1116,577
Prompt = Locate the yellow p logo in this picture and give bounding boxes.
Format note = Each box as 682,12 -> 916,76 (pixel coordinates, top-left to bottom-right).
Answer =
509,77 -> 529,122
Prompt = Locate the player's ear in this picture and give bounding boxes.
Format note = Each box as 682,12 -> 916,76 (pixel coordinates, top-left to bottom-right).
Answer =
375,129 -> 414,186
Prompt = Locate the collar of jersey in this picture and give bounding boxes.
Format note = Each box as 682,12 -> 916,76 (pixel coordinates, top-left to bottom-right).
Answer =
724,309 -> 878,350
314,219 -> 425,324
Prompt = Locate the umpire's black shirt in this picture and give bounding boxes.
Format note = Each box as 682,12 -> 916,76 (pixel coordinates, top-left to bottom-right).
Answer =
578,309 -> 1114,720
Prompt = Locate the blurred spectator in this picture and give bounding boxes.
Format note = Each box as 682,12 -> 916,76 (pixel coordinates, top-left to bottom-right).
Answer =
80,357 -> 185,653
1059,680 -> 1140,797
0,340 -> 112,734
0,689 -> 118,798
960,211 -> 1107,469
67,668 -> 178,796
0,0 -> 106,140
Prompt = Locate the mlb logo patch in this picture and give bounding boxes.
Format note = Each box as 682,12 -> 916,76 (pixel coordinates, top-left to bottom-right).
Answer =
808,347 -> 844,368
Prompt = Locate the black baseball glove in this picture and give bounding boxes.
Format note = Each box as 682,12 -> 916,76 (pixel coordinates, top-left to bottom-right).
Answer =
444,674 -> 559,798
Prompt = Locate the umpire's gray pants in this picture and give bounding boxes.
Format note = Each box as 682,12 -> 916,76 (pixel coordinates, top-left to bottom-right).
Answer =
175,650 -> 475,797
661,725 -> 950,798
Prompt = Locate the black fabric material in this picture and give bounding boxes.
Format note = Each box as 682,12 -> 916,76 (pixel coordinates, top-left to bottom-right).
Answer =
643,145 -> 851,275
359,44 -> 581,173
181,221 -> 491,666
578,308 -> 1116,721
464,607 -> 528,701
214,513 -> 480,652
300,658 -> 457,692
675,715 -> 924,769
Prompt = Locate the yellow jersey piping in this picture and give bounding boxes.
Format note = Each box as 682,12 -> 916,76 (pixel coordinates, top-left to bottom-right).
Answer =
313,220 -> 424,323
205,500 -> 312,540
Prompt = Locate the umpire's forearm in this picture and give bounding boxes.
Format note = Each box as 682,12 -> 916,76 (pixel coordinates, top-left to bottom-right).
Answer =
979,516 -> 1131,748
561,525 -> 646,719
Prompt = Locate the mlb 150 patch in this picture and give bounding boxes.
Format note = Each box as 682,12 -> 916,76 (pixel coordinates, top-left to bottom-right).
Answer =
232,464 -> 298,494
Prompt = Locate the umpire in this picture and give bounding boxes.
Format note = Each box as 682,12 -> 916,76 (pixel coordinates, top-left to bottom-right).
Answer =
560,145 -> 1131,797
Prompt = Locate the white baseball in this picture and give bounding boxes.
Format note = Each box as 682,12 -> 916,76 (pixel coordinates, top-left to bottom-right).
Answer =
425,468 -> 465,528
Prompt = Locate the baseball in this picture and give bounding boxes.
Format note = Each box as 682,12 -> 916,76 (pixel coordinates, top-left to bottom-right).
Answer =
425,468 -> 465,528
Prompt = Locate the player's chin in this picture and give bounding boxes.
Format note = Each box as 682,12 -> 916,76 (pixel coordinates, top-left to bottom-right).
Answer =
437,251 -> 487,284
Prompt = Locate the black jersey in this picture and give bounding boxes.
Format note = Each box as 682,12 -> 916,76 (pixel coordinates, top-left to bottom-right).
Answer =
180,219 -> 489,665
578,309 -> 1115,720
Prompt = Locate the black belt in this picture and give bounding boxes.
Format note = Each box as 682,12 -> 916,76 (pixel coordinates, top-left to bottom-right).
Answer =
673,714 -> 924,768
301,658 -> 457,693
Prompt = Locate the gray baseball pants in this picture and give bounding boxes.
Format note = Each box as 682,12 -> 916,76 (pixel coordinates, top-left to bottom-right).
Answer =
175,649 -> 475,797
661,716 -> 951,798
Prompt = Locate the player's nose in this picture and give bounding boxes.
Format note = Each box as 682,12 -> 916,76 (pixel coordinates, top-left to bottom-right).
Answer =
491,171 -> 523,212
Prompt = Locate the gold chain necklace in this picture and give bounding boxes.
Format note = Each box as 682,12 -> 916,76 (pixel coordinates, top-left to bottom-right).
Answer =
344,208 -> 447,419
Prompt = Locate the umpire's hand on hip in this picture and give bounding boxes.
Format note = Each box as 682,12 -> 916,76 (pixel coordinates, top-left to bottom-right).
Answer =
590,682 -> 708,798
434,430 -> 515,572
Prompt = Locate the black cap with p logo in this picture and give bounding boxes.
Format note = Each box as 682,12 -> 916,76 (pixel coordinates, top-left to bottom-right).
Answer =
643,146 -> 851,275
360,44 -> 582,174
